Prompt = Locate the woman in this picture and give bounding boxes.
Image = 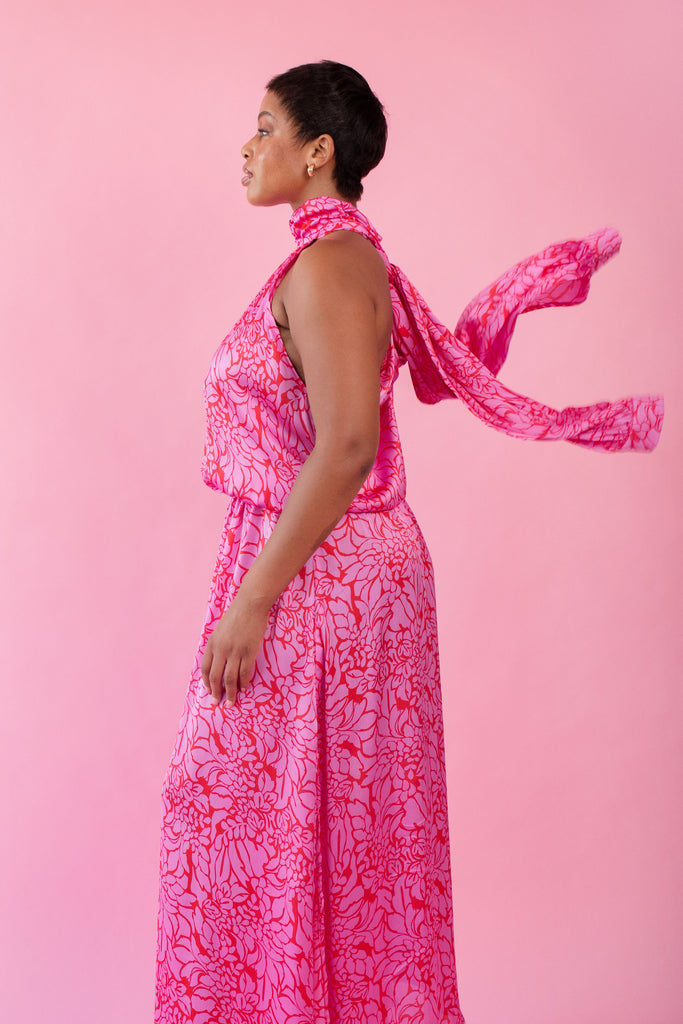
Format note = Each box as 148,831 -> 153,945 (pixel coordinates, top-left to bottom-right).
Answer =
155,62 -> 662,1024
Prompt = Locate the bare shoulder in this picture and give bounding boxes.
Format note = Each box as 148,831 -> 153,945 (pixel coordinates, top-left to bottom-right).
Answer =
288,230 -> 389,303
273,229 -> 393,369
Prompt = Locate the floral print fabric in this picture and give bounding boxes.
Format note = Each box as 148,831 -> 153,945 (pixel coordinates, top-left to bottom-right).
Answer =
155,197 -> 662,1024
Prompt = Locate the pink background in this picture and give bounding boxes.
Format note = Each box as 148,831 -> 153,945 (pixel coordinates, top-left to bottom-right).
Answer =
1,1 -> 681,1021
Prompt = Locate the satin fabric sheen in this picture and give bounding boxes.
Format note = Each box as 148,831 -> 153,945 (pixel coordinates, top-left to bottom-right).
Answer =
155,197 -> 661,1024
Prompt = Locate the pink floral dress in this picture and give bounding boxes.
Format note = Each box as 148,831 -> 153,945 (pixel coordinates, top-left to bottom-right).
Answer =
155,197 -> 662,1024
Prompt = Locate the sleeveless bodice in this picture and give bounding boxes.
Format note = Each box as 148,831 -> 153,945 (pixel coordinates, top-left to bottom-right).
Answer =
201,199 -> 407,513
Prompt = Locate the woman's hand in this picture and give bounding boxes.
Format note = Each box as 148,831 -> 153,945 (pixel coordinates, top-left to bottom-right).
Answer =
200,593 -> 270,707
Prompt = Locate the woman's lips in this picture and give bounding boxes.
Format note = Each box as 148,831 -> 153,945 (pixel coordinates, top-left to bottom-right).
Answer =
241,169 -> 253,186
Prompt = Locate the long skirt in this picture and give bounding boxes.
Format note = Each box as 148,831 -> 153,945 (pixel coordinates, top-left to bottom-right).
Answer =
155,496 -> 466,1024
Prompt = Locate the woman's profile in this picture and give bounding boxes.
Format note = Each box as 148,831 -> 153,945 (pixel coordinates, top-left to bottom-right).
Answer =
154,60 -> 662,1023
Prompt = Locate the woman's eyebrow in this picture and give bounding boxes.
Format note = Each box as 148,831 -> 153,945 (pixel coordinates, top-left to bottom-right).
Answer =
258,111 -> 275,120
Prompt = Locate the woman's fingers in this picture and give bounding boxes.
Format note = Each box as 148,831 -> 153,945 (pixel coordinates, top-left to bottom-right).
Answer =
223,653 -> 256,705
202,652 -> 247,707
200,640 -> 238,706
238,657 -> 255,694
222,661 -> 239,707
208,654 -> 226,706
199,598 -> 267,707
200,648 -> 213,693
201,645 -> 247,708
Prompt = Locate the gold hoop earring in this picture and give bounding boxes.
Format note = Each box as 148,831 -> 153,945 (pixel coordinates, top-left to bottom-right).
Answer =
307,165 -> 315,177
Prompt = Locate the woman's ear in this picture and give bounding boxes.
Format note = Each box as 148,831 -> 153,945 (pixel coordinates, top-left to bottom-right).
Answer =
307,133 -> 335,172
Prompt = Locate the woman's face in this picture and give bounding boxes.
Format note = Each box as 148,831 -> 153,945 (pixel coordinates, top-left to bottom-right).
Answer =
240,91 -> 311,207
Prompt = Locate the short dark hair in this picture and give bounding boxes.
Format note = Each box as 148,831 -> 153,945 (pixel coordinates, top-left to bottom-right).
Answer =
266,60 -> 387,202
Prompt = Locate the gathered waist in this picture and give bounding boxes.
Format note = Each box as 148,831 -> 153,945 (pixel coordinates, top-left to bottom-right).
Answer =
216,493 -> 425,576
221,492 -> 411,519
211,491 -> 430,610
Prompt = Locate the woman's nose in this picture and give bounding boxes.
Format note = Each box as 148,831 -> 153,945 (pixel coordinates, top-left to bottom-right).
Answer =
241,139 -> 253,159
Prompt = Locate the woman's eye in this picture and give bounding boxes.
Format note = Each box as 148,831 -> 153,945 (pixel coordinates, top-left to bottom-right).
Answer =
257,128 -> 269,136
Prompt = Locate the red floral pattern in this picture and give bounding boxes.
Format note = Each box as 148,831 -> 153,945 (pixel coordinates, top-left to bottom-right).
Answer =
156,197 -> 662,1023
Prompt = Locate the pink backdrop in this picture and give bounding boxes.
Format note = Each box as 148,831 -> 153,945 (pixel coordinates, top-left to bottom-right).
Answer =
1,1 -> 680,1021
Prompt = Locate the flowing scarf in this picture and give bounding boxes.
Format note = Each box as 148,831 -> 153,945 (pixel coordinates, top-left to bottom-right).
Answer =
290,198 -> 664,453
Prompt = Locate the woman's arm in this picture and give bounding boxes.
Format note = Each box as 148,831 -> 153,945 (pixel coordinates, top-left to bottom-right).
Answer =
201,232 -> 392,707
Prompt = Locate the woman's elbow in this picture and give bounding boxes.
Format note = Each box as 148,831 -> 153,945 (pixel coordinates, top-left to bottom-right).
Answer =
341,433 -> 379,479
354,446 -> 378,482
317,431 -> 379,481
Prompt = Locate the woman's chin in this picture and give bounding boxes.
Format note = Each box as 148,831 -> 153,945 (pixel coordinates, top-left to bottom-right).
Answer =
245,186 -> 272,207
